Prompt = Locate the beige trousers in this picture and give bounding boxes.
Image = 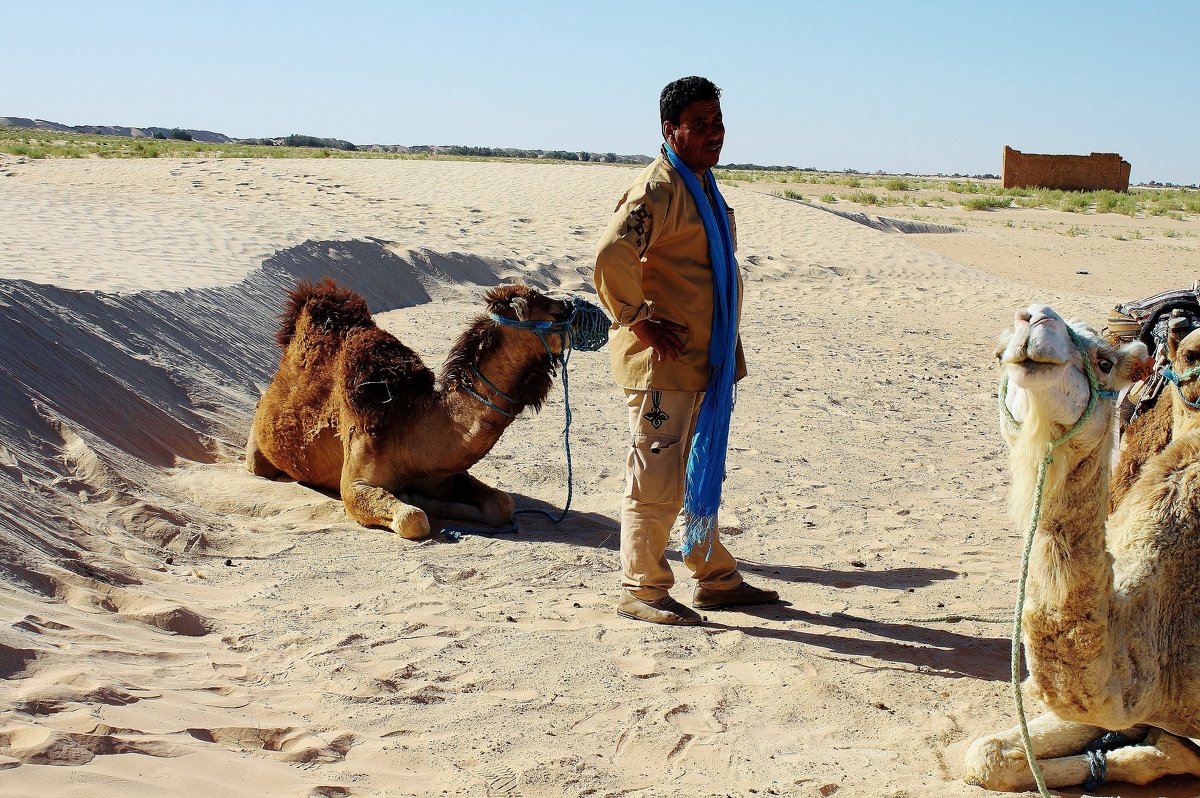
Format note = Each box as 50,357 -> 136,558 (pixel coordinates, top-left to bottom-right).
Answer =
621,389 -> 742,601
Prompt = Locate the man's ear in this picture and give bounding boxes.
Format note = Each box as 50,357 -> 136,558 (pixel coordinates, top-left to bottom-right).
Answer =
662,120 -> 674,142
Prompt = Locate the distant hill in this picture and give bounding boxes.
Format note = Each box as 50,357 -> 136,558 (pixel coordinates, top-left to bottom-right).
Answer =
0,116 -> 654,165
0,117 -> 233,144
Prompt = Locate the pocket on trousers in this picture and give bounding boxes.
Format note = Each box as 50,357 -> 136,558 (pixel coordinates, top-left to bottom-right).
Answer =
627,432 -> 683,505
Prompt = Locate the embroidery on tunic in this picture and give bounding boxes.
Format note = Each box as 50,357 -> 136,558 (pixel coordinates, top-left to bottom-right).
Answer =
622,203 -> 652,255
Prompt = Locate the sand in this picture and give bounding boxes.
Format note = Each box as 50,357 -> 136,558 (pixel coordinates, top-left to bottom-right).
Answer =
0,153 -> 1198,798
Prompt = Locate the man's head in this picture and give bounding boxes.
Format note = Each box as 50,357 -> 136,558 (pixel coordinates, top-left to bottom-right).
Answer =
660,76 -> 724,173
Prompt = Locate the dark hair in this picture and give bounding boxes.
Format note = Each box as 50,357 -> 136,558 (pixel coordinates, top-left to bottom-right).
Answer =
659,76 -> 721,125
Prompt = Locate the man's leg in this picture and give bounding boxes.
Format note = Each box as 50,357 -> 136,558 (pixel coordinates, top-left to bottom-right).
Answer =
618,389 -> 701,624
676,388 -> 740,591
677,395 -> 779,612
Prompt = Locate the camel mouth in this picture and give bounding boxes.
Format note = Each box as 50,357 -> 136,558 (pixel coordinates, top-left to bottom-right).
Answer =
1001,351 -> 1069,370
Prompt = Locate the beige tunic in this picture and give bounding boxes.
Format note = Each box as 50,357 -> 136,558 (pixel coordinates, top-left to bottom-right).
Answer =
593,152 -> 747,390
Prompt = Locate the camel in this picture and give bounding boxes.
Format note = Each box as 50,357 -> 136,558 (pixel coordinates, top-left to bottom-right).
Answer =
1108,309 -> 1200,513
246,278 -> 585,540
963,303 -> 1200,791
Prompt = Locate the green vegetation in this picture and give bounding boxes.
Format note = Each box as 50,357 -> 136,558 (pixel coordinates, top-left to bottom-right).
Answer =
0,126 -> 637,165
842,190 -> 880,206
708,164 -> 1198,220
962,196 -> 1013,211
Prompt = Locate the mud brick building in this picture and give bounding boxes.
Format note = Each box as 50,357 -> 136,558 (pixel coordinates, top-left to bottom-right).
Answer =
1002,146 -> 1131,192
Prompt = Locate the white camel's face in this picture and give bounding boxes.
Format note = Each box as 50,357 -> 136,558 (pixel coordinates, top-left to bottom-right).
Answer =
996,304 -> 1101,430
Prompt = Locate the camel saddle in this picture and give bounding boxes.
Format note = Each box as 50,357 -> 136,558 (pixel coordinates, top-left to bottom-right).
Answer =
1104,281 -> 1200,428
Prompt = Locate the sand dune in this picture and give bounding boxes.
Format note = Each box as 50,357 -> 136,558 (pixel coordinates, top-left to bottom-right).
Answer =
0,155 -> 1196,797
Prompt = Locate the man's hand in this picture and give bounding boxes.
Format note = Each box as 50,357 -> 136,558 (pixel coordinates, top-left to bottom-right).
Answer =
630,318 -> 688,362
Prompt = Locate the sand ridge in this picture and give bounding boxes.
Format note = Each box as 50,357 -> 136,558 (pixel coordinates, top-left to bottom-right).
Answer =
0,157 -> 1195,797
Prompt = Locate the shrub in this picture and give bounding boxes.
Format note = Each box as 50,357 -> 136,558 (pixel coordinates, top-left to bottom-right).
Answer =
170,128 -> 193,141
1058,194 -> 1091,213
843,190 -> 880,205
962,196 -> 1013,210
882,178 -> 910,191
1095,191 -> 1139,217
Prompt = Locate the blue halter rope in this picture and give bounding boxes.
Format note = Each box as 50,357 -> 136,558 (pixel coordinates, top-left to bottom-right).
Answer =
1162,364 -> 1200,409
465,365 -> 520,418
444,295 -> 609,541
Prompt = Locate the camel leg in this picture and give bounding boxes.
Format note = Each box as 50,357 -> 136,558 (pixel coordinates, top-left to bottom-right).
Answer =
408,473 -> 515,527
964,713 -> 1149,791
340,478 -> 431,540
1100,728 -> 1200,786
245,411 -> 283,478
339,439 -> 429,540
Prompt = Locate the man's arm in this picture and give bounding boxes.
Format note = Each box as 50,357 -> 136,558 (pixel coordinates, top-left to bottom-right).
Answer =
594,182 -> 688,361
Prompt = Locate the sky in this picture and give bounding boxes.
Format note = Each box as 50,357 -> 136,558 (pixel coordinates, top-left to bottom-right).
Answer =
7,0 -> 1200,184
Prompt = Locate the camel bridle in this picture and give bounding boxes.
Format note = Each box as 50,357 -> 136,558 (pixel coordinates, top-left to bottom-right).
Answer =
444,296 -> 610,540
1162,363 -> 1200,410
998,324 -> 1119,437
465,295 -> 610,419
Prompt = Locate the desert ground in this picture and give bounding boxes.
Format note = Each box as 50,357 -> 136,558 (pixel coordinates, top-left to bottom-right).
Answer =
0,153 -> 1198,798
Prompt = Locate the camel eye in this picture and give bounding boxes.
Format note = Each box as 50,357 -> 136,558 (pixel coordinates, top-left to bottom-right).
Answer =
1097,357 -> 1114,374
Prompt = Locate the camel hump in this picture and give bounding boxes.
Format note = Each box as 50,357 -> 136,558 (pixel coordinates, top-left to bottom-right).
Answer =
341,326 -> 435,434
277,277 -> 375,349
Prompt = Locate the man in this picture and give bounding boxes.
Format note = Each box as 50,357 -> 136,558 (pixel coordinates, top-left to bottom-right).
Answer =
593,76 -> 779,625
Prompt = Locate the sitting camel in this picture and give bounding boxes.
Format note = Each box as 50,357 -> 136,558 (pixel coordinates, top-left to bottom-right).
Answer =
1108,309 -> 1198,513
247,278 -> 587,539
964,304 -> 1200,791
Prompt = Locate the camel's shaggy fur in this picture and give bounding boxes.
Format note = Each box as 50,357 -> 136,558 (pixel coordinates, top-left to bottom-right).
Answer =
964,305 -> 1200,791
1108,395 -> 1172,513
246,278 -> 572,539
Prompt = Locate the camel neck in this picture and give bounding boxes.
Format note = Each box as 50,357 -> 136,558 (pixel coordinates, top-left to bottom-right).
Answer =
1021,441 -> 1118,720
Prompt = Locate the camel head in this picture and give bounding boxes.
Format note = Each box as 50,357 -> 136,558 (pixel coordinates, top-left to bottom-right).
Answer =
996,304 -> 1147,449
1166,316 -> 1200,431
996,304 -> 1148,530
485,284 -> 574,356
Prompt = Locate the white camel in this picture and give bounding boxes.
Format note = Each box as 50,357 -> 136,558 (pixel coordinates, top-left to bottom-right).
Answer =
964,304 -> 1200,791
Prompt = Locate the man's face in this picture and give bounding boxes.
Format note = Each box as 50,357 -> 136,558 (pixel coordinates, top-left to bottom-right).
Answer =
663,99 -> 724,172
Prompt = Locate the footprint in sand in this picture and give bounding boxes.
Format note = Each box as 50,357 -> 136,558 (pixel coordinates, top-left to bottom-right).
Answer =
474,763 -> 522,796
613,653 -> 659,679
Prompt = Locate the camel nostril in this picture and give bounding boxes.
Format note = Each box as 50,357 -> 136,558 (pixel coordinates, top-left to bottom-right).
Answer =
1016,309 -> 1032,324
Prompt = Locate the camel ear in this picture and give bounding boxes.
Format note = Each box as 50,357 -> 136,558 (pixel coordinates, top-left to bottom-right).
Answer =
1118,340 -> 1151,384
510,296 -> 530,321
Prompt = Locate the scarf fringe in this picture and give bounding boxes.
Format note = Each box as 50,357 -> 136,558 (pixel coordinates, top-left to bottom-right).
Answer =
682,511 -> 717,560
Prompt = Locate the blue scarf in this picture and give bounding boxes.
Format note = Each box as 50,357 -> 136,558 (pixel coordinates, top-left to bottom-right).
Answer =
662,142 -> 739,559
